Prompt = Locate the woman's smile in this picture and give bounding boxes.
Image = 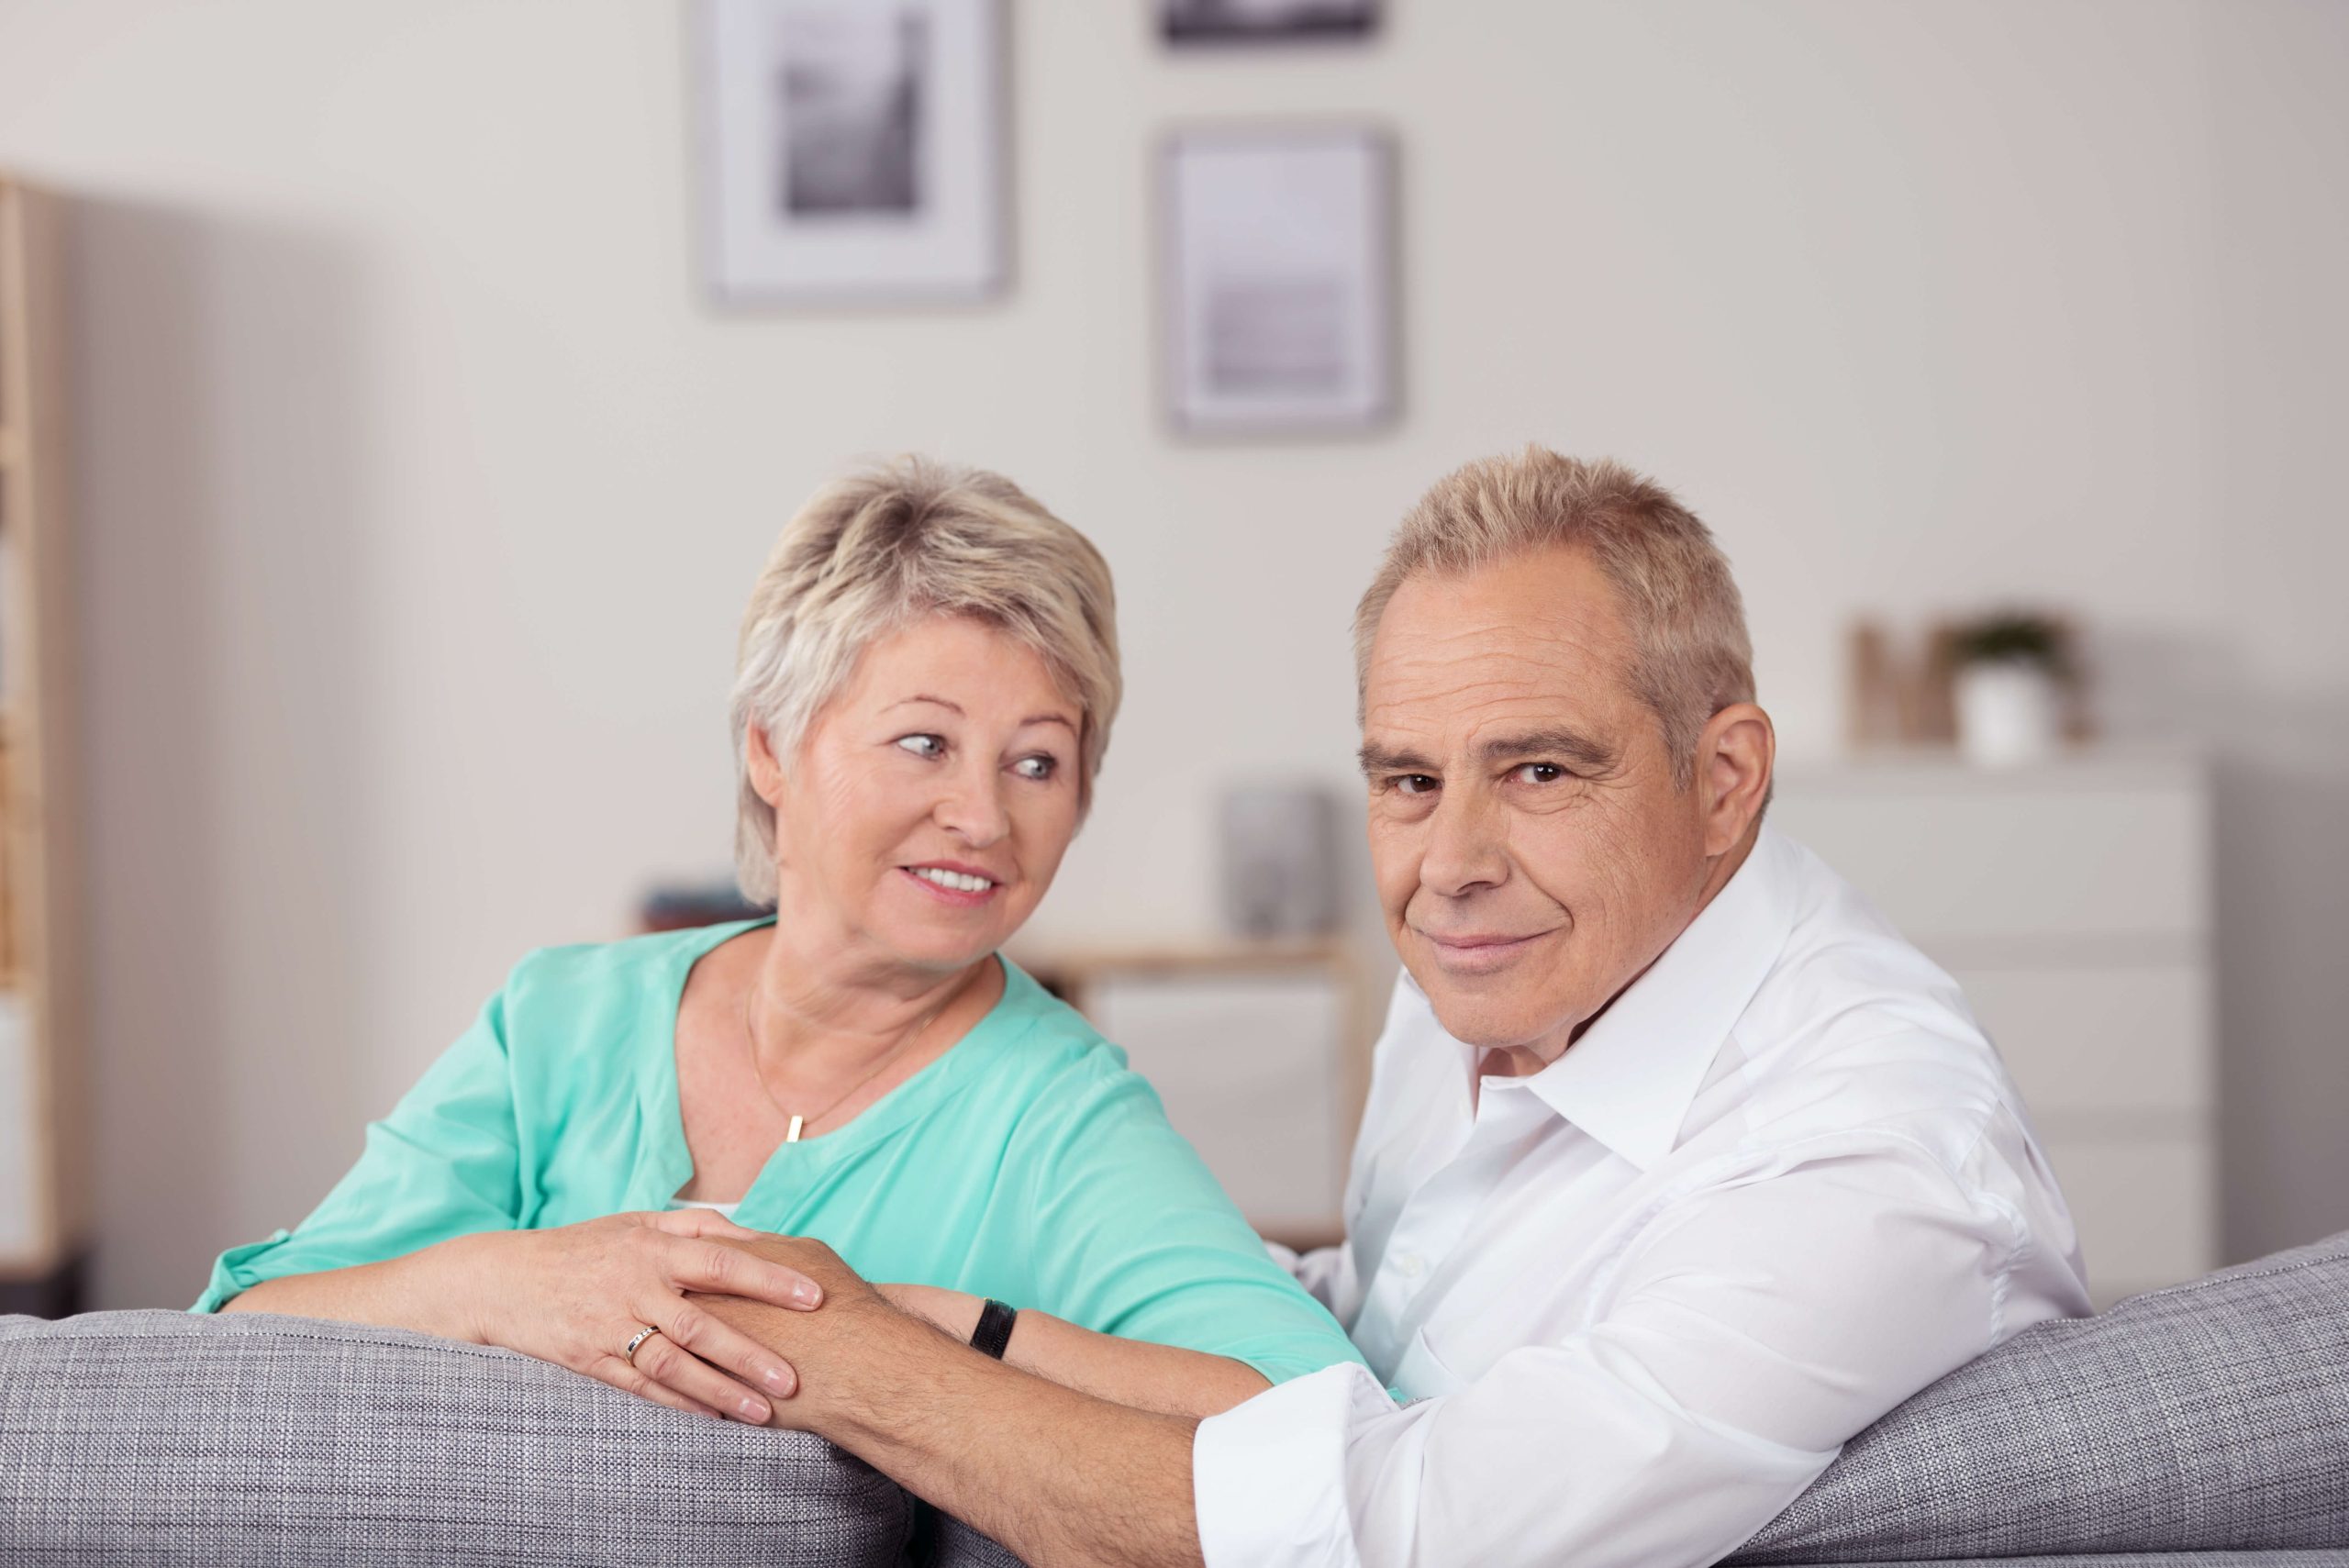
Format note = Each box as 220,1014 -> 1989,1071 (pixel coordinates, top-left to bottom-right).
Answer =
899,861 -> 1006,906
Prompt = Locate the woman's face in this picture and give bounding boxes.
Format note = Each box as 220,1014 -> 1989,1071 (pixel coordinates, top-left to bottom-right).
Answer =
754,615 -> 1085,977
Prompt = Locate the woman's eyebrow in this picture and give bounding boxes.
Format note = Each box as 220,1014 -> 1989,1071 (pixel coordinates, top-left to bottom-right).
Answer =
888,695 -> 1074,732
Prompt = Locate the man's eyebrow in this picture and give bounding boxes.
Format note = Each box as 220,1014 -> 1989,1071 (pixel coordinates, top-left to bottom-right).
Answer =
1477,728 -> 1616,770
1357,740 -> 1435,775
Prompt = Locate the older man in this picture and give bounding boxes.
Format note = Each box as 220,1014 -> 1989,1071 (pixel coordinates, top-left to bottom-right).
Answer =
709,448 -> 2089,1568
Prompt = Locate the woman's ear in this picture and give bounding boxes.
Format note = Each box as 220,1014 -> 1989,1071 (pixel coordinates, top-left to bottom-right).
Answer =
746,722 -> 787,809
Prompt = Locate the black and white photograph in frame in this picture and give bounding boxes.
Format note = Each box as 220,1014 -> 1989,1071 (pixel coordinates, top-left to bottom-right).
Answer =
1162,128 -> 1396,437
698,0 -> 1007,305
1162,0 -> 1380,45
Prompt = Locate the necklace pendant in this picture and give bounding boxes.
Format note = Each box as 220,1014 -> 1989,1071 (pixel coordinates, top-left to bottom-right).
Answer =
785,1114 -> 805,1143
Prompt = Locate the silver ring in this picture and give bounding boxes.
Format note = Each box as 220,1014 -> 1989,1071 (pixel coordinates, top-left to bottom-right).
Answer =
623,1324 -> 664,1364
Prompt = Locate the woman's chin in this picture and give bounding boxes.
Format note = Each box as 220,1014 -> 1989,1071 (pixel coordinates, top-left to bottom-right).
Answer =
872,917 -> 1019,974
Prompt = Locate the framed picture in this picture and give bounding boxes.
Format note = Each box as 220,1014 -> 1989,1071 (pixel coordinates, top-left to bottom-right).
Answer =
696,0 -> 1008,305
1161,128 -> 1397,437
1161,0 -> 1380,45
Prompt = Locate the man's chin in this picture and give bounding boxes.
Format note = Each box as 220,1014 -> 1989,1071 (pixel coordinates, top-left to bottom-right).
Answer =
1408,974 -> 1571,1057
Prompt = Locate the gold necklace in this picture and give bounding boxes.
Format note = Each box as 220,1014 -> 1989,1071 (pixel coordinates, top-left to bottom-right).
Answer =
740,978 -> 951,1143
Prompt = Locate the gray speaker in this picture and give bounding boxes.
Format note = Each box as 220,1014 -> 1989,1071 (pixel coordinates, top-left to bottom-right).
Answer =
1217,784 -> 1341,939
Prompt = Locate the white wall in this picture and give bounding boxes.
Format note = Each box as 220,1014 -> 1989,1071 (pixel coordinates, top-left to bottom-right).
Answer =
0,0 -> 2341,1308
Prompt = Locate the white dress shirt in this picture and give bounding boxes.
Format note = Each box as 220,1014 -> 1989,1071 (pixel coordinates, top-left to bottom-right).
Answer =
1194,824 -> 2090,1568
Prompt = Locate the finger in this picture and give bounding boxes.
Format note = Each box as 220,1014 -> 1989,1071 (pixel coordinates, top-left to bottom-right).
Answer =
645,1207 -> 764,1240
625,1323 -> 774,1426
672,1237 -> 823,1309
587,1356 -> 730,1423
661,1298 -> 798,1400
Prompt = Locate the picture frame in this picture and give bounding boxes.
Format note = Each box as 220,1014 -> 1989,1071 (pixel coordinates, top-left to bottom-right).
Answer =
1160,127 -> 1398,437
696,0 -> 1008,306
1161,0 -> 1381,46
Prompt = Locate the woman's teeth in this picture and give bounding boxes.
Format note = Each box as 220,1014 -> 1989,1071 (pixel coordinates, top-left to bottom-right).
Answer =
911,867 -> 994,894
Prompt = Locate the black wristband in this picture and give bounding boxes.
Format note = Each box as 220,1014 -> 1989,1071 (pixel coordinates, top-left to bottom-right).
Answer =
969,1297 -> 1018,1361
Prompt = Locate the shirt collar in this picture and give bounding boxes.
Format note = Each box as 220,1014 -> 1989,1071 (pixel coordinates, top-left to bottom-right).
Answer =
1515,823 -> 1801,1171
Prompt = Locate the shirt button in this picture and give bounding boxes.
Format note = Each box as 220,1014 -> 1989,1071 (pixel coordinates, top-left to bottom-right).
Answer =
1395,1251 -> 1426,1278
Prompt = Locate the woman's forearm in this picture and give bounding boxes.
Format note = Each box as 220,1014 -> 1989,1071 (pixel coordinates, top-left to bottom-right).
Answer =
881,1284 -> 1269,1418
217,1234 -> 487,1343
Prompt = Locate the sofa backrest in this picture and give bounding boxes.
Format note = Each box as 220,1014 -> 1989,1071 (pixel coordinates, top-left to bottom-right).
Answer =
0,1307 -> 912,1567
1732,1229 -> 2349,1562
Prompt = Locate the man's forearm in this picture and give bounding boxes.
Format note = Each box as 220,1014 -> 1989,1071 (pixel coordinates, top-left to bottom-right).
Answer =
707,1294 -> 1207,1568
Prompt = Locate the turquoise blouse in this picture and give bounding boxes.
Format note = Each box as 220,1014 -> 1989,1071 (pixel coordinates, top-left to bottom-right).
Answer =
190,918 -> 1364,1387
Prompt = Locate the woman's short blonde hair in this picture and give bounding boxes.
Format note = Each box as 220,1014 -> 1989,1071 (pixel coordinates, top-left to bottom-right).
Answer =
1353,446 -> 1754,789
729,457 -> 1120,905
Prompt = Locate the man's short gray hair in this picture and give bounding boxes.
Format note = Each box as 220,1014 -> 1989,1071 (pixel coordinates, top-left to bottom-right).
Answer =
1353,446 -> 1754,788
729,457 -> 1120,905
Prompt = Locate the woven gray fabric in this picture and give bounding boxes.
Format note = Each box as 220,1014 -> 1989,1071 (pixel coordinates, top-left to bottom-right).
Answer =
1733,1230 -> 2349,1562
1760,1557 -> 2349,1567
929,1508 -> 1030,1568
0,1307 -> 911,1567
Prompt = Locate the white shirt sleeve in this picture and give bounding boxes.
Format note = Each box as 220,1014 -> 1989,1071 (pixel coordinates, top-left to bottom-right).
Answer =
1196,1135 -> 2032,1568
1265,1240 -> 1354,1314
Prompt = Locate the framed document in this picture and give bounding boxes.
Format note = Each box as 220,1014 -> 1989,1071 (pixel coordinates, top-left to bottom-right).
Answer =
697,0 -> 1008,305
1161,128 -> 1397,436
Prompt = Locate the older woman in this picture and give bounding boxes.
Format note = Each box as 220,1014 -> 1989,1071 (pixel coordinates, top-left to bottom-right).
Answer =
194,458 -> 1363,1429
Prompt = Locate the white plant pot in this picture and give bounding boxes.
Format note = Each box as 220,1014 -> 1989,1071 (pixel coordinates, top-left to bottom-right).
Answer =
1954,661 -> 2063,767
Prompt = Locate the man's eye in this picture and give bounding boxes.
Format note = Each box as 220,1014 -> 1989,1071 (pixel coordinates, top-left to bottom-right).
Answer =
1512,762 -> 1566,784
1013,754 -> 1058,781
896,734 -> 945,759
1393,774 -> 1439,796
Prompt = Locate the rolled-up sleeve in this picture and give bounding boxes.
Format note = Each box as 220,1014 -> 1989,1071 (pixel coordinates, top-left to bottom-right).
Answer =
1195,1136 -> 2032,1568
190,984 -> 524,1313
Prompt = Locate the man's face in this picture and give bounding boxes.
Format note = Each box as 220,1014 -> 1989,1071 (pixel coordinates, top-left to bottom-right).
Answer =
1360,545 -> 1716,1063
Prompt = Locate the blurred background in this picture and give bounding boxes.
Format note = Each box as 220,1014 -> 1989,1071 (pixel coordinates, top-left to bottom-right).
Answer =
0,0 -> 2342,1316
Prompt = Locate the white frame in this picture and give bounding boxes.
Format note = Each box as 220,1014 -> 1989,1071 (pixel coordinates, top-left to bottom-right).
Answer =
1160,127 -> 1397,436
697,0 -> 1008,306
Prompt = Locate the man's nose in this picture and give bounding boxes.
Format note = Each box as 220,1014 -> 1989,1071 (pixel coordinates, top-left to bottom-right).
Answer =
1419,786 -> 1508,897
934,760 -> 1010,848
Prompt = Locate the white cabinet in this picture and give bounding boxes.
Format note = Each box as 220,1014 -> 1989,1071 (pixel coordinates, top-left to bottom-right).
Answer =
1771,746 -> 2213,1307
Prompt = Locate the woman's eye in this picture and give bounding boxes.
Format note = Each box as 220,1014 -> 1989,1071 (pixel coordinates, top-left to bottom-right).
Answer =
1512,762 -> 1566,784
1013,754 -> 1058,781
896,734 -> 945,760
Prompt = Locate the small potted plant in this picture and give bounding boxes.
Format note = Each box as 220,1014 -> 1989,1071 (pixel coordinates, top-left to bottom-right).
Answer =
1948,610 -> 2073,767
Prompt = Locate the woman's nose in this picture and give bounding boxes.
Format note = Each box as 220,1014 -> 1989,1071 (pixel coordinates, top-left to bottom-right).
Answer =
934,764 -> 1010,847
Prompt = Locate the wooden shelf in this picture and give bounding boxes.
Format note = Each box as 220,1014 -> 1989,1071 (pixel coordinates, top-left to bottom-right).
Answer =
0,176 -> 87,1297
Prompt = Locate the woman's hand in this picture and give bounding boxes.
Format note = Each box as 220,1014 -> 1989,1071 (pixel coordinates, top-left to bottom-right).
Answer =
436,1208 -> 822,1425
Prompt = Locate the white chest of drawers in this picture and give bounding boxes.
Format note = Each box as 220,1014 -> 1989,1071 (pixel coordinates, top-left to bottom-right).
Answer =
1770,746 -> 2214,1307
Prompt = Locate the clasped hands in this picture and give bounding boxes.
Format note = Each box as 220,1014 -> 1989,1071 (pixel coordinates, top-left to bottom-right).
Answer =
446,1209 -> 949,1434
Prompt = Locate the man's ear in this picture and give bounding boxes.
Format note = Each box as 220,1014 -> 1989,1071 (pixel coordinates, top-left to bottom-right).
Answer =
1695,702 -> 1775,858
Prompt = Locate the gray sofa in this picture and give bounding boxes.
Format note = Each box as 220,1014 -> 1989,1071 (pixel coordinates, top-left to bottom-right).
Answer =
4,1231 -> 2343,1567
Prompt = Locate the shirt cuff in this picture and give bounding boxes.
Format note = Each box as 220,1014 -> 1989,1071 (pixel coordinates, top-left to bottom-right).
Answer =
1194,1362 -> 1392,1568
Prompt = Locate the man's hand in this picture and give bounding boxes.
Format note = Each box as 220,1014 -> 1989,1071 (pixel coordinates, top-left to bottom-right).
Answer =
685,1233 -> 935,1432
689,1233 -> 1204,1568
